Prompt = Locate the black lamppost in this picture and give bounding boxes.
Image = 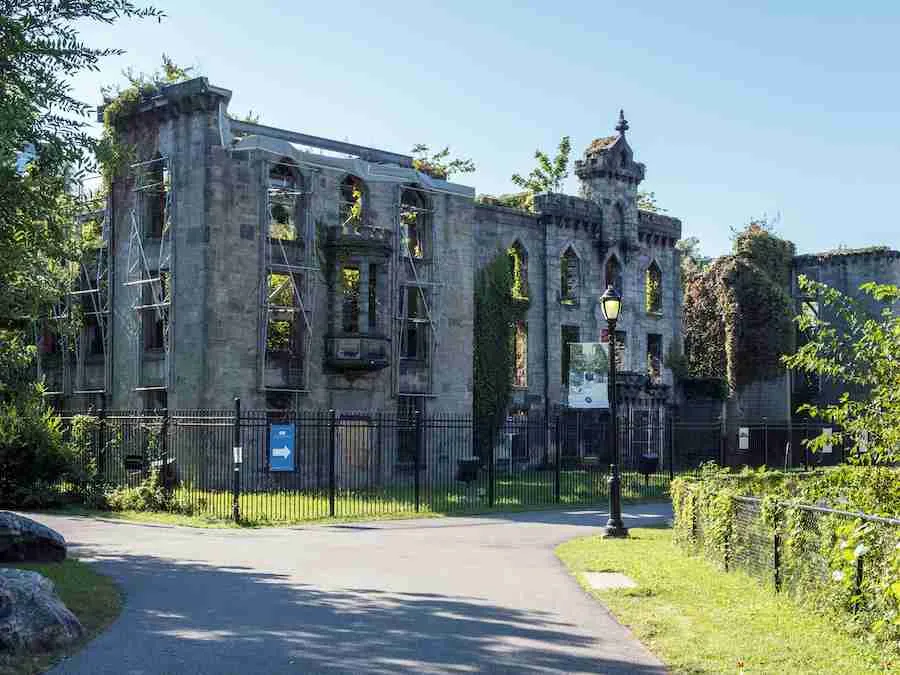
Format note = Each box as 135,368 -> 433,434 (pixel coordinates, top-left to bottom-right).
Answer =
600,285 -> 628,538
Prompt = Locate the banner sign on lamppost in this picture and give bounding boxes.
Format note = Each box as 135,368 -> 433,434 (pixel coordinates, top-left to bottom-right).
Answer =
269,423 -> 295,471
567,342 -> 610,409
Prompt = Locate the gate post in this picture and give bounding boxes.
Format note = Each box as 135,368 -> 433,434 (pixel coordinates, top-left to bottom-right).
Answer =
554,415 -> 561,504
414,410 -> 422,513
328,409 -> 336,518
232,397 -> 241,524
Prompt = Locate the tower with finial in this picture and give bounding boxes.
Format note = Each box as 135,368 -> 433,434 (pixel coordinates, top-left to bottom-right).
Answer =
574,110 -> 646,251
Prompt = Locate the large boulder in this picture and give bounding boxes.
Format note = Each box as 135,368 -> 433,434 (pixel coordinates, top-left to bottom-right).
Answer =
0,569 -> 83,652
0,512 -> 66,563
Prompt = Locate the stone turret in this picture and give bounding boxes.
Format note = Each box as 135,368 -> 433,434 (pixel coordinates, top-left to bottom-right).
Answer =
574,111 -> 645,255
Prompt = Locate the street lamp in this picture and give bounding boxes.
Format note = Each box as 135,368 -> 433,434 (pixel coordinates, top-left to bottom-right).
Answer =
600,285 -> 628,538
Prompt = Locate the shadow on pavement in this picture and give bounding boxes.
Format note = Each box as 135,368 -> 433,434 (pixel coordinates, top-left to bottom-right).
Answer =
54,549 -> 666,675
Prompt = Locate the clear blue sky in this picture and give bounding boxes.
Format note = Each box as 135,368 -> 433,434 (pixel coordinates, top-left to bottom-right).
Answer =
72,0 -> 899,256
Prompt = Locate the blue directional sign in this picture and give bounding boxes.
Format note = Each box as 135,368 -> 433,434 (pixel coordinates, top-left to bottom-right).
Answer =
269,423 -> 295,472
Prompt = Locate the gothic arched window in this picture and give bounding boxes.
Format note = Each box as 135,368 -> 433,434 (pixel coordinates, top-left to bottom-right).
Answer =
645,261 -> 662,314
268,160 -> 302,240
560,247 -> 579,305
508,240 -> 528,300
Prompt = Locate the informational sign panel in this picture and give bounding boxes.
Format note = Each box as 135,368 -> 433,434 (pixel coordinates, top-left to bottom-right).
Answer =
269,423 -> 295,471
567,342 -> 609,409
822,427 -> 833,454
738,427 -> 750,451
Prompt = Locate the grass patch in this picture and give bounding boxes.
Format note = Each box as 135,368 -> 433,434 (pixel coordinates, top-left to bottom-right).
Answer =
556,527 -> 896,675
0,559 -> 122,675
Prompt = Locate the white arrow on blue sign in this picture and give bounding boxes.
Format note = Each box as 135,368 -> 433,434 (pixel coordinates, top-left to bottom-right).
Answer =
269,423 -> 295,471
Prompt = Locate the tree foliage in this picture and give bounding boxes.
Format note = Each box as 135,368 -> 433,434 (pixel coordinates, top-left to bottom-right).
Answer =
636,191 -> 667,213
782,277 -> 900,464
511,135 -> 571,198
411,144 -> 475,180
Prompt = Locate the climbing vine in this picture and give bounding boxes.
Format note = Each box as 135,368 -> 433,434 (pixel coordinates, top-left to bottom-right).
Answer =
683,221 -> 795,391
473,251 -> 529,458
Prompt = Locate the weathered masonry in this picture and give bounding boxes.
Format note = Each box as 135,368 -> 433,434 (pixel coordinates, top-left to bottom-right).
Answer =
39,78 -> 683,417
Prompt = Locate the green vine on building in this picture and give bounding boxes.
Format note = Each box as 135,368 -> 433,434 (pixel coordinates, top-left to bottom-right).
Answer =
683,221 -> 795,392
473,251 -> 529,458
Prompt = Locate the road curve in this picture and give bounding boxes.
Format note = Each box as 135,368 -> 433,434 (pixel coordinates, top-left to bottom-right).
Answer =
31,505 -> 672,674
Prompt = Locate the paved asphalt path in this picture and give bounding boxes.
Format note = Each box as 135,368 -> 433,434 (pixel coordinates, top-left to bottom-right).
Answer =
30,505 -> 672,674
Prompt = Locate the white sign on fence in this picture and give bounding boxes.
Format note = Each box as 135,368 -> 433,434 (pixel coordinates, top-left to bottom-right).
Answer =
822,428 -> 833,454
738,427 -> 750,451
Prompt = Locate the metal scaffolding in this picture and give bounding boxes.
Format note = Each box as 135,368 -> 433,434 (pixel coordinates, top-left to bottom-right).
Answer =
124,156 -> 172,394
393,184 -> 440,397
35,185 -> 110,401
260,158 -> 319,393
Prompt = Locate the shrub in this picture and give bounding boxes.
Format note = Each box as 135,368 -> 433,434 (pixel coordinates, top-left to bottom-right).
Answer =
0,399 -> 72,507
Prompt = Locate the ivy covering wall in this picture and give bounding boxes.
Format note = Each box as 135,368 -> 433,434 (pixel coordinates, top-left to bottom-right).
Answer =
683,223 -> 795,391
473,251 -> 529,457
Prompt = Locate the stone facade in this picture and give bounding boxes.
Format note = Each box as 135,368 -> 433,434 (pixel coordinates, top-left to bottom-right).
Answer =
43,79 -> 683,419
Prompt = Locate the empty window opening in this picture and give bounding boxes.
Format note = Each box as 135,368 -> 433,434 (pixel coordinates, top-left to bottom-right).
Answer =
340,175 -> 364,226
512,320 -> 528,388
142,272 -> 168,352
508,240 -> 528,300
269,161 -> 301,241
401,286 -> 429,362
647,334 -> 663,383
341,266 -> 361,333
645,261 -> 662,314
400,186 -> 431,259
142,155 -> 167,239
605,255 -> 622,293
560,247 -> 579,304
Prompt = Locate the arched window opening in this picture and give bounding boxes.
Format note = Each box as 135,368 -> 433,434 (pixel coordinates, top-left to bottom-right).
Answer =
645,261 -> 662,314
340,175 -> 365,227
400,186 -> 431,259
268,161 -> 302,241
605,255 -> 622,294
507,240 -> 528,300
560,247 -> 579,305
511,320 -> 527,388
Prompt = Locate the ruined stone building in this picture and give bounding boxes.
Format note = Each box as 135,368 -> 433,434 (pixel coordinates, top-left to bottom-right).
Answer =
38,77 -> 683,420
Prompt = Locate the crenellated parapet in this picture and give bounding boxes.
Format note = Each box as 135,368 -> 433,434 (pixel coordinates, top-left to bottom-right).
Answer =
793,246 -> 900,267
533,193 -> 604,235
637,210 -> 681,247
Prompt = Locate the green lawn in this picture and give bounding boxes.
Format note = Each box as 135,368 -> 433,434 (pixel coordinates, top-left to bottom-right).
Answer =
0,560 -> 122,675
556,527 -> 896,675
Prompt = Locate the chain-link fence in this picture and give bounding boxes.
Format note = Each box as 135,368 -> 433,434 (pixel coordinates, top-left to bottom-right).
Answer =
677,484 -> 900,648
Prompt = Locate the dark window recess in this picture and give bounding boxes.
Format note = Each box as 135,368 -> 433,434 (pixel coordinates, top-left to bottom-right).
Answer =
605,255 -> 623,293
342,266 -> 361,333
560,248 -> 579,304
142,273 -> 168,352
143,390 -> 167,412
508,241 -> 528,299
368,264 -> 378,330
561,325 -> 580,386
84,313 -> 104,357
647,333 -> 663,382
266,391 -> 293,412
143,158 -> 166,239
400,187 -> 429,259
402,287 -> 428,361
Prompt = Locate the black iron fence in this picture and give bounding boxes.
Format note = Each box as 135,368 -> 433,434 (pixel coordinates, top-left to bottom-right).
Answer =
55,406 -> 844,523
